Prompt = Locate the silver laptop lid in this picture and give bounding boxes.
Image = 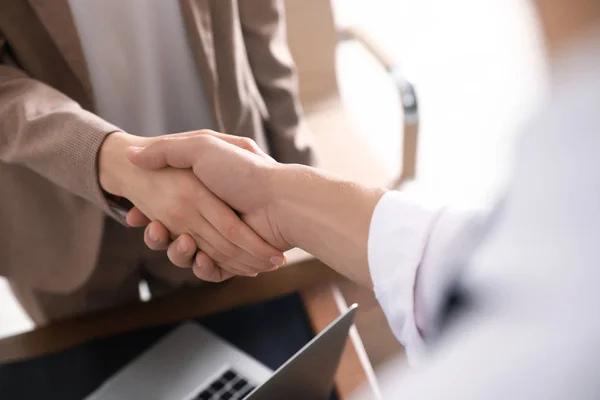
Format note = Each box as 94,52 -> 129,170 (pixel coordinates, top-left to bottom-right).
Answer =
246,304 -> 358,400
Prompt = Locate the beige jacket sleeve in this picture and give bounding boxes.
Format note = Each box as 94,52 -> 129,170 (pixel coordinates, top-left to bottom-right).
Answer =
238,0 -> 317,166
0,36 -> 120,214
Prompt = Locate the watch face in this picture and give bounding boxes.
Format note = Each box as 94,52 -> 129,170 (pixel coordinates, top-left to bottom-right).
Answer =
105,193 -> 133,222
110,205 -> 130,222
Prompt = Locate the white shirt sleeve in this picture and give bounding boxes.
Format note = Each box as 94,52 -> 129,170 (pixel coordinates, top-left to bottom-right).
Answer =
364,32 -> 600,399
368,190 -> 486,364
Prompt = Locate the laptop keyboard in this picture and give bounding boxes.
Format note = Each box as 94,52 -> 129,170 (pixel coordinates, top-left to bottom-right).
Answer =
192,369 -> 256,400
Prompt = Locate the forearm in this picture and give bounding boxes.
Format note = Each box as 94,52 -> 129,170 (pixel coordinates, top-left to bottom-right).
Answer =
0,66 -> 156,223
269,163 -> 489,364
271,164 -> 385,287
0,69 -> 124,213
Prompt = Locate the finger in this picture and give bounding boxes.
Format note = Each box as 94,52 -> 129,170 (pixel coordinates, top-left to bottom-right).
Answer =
166,234 -> 197,268
215,261 -> 259,278
162,130 -> 274,161
185,217 -> 261,277
190,229 -> 259,277
198,190 -> 285,271
127,136 -> 206,170
166,187 -> 271,275
160,202 -> 254,276
203,131 -> 274,161
126,207 -> 151,227
192,252 -> 236,283
128,131 -> 272,172
144,221 -> 172,251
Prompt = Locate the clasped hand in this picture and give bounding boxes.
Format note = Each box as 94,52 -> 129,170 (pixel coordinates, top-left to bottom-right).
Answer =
108,130 -> 291,282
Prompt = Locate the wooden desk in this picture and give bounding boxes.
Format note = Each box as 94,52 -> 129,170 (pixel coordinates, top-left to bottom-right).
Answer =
0,256 -> 380,399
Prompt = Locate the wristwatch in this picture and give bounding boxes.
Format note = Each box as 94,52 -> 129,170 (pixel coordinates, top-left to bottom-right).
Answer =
104,191 -> 134,222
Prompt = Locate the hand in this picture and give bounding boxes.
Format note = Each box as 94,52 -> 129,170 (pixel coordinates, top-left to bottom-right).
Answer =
126,132 -> 292,281
127,131 -> 384,288
99,130 -> 285,281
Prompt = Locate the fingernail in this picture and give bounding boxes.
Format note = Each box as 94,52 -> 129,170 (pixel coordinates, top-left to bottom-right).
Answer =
177,239 -> 189,253
270,256 -> 285,267
128,146 -> 144,153
149,231 -> 158,242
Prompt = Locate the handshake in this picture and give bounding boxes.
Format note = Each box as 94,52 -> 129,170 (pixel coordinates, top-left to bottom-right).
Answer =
100,129 -> 382,287
99,130 -> 296,283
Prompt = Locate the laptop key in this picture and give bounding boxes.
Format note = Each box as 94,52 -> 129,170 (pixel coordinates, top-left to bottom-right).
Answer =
221,392 -> 233,400
192,369 -> 255,400
239,386 -> 256,399
232,379 -> 248,391
195,389 -> 213,400
223,370 -> 237,381
211,380 -> 225,391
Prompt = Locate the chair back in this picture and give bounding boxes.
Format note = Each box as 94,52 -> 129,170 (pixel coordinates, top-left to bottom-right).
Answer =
283,0 -> 419,188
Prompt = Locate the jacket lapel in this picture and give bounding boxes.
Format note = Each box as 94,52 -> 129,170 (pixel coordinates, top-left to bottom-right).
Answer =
28,0 -> 94,103
179,0 -> 225,132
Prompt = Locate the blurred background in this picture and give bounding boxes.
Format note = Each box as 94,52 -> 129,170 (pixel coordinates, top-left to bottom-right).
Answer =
0,0 -> 547,382
333,0 -> 546,205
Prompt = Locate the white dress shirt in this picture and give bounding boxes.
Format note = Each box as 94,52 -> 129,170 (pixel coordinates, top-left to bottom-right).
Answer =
367,29 -> 600,398
68,0 -> 214,136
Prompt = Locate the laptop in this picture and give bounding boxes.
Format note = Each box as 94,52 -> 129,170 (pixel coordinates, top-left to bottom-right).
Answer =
86,304 -> 358,400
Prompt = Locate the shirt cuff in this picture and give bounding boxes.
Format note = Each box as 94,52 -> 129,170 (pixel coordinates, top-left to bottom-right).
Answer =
368,191 -> 443,364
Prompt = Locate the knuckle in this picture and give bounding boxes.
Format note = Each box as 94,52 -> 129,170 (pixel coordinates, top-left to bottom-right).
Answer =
238,137 -> 257,150
196,132 -> 214,146
147,137 -> 165,148
165,204 -> 184,222
176,185 -> 197,205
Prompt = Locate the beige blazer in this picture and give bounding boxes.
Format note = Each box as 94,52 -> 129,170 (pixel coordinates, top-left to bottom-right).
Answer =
0,0 -> 316,292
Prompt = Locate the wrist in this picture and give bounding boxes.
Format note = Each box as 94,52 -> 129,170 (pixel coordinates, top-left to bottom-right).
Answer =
267,164 -> 386,246
267,163 -> 386,287
98,131 -> 149,197
265,164 -> 307,248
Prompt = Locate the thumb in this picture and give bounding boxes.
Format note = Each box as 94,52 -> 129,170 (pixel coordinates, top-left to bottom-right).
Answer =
204,132 -> 275,163
126,138 -> 197,170
126,145 -> 168,170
